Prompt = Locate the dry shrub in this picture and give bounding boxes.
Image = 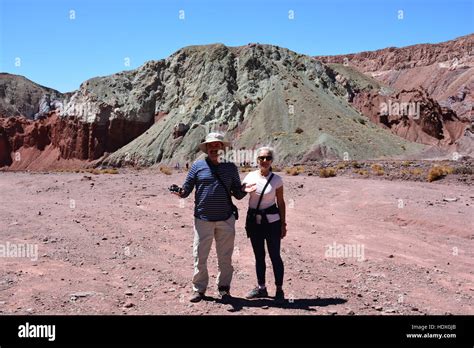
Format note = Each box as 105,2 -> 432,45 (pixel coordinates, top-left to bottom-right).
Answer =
284,167 -> 298,176
100,168 -> 119,174
271,166 -> 282,172
427,165 -> 453,182
159,166 -> 173,175
371,164 -> 384,176
284,166 -> 304,176
355,169 -> 369,176
319,167 -> 337,178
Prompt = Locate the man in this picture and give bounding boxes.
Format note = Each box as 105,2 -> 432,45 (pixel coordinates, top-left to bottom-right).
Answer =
171,132 -> 255,302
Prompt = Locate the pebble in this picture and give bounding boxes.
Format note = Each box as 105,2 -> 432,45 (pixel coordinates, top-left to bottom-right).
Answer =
70,291 -> 94,298
443,197 -> 459,202
124,301 -> 134,308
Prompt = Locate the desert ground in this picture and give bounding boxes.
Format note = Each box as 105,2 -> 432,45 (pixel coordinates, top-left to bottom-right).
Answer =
0,168 -> 473,315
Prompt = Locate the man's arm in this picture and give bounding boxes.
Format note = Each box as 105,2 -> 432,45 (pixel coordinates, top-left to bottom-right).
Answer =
179,163 -> 197,198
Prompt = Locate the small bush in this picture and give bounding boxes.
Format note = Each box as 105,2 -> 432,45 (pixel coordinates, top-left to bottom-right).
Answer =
101,168 -> 119,174
411,168 -> 423,176
427,165 -> 453,182
284,167 -> 298,175
355,169 -> 369,176
160,166 -> 173,175
336,162 -> 347,170
271,166 -> 282,172
319,167 -> 337,178
284,166 -> 304,176
371,164 -> 384,176
401,161 -> 412,167
351,161 -> 362,169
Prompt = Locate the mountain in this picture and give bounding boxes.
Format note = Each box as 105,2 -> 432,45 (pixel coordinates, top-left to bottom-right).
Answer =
316,34 -> 474,156
101,43 -> 424,167
2,36 -> 472,170
316,34 -> 473,126
0,73 -> 64,120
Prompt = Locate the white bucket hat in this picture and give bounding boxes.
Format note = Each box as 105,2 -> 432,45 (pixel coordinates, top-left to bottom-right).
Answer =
198,132 -> 231,153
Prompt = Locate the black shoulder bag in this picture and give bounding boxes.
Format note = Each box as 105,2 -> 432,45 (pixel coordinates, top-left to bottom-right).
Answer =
245,173 -> 274,238
206,159 -> 239,220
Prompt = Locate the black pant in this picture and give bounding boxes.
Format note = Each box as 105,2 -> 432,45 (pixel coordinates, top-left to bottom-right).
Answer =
249,220 -> 284,287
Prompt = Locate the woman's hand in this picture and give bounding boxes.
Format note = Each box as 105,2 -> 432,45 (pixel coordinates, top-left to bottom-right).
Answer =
281,223 -> 287,239
242,183 -> 257,193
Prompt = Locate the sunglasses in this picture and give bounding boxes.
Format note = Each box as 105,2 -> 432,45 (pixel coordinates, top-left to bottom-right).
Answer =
257,156 -> 273,161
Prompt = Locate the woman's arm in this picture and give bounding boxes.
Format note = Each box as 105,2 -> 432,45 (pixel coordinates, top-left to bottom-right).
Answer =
276,186 -> 286,238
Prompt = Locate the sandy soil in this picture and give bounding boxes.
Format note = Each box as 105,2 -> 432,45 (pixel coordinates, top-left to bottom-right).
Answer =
0,169 -> 473,315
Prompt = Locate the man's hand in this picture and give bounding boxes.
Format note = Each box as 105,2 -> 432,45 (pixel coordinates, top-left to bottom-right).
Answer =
242,183 -> 257,193
169,184 -> 184,197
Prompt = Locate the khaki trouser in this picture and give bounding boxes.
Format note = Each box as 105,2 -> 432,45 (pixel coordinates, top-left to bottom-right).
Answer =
192,215 -> 236,293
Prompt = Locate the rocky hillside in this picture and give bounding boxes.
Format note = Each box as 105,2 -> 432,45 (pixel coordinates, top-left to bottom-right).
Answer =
2,36 -> 473,170
0,73 -> 64,120
101,44 -> 424,167
315,34 -> 473,120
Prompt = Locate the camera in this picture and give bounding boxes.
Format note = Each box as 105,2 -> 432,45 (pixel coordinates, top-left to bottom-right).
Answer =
169,184 -> 183,193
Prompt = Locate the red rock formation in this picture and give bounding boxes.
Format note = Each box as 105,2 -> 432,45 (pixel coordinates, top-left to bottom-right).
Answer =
0,112 -> 153,169
316,34 -> 474,121
352,88 -> 469,146
315,34 -> 473,72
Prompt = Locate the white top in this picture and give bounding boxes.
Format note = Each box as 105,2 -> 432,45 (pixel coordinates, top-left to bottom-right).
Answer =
242,170 -> 283,224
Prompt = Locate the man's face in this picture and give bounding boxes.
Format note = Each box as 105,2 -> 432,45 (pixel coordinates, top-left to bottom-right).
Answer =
207,141 -> 224,161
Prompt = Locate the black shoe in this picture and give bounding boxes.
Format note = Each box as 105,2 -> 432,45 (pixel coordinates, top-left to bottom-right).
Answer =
246,287 -> 269,299
275,289 -> 285,303
218,286 -> 231,301
190,291 -> 205,303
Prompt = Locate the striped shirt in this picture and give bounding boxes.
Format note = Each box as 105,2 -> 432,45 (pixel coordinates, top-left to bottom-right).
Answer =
181,158 -> 247,221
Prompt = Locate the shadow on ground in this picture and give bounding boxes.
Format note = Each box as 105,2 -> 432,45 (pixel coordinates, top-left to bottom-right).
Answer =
205,296 -> 347,312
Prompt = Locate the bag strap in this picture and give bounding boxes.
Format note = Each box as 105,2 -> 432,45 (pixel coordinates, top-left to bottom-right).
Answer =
256,173 -> 274,211
205,158 -> 234,206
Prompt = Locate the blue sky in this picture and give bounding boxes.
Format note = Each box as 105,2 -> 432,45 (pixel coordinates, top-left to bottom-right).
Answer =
1,0 -> 472,92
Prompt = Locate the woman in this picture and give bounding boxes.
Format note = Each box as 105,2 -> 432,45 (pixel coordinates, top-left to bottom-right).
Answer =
242,147 -> 287,302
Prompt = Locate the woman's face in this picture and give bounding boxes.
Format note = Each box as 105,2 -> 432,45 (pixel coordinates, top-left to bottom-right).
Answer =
257,150 -> 273,170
